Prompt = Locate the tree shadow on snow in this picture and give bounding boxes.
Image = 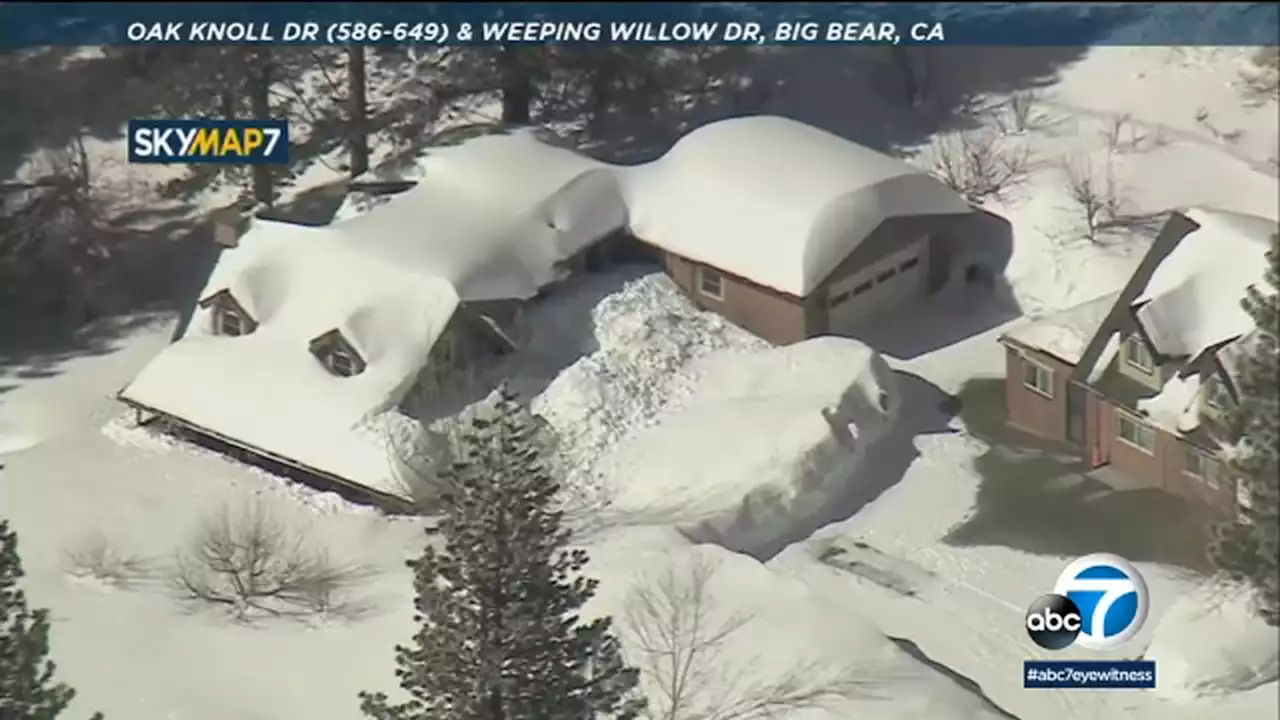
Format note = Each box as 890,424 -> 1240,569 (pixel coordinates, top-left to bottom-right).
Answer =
941,377 -> 1215,573
748,371 -> 963,561
573,5 -> 1145,166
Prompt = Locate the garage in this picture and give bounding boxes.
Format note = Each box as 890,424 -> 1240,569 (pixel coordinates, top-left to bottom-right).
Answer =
826,239 -> 929,334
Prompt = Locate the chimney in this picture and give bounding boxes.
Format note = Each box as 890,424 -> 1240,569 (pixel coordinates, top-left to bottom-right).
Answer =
212,207 -> 247,249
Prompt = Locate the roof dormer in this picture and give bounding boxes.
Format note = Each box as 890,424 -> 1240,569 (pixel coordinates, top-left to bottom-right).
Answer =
197,289 -> 258,337
308,329 -> 366,378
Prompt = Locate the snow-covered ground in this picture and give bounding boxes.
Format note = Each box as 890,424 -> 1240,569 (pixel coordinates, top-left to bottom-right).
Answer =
3,45 -> 1278,719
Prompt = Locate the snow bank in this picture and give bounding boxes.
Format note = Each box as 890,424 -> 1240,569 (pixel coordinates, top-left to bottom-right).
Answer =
533,274 -> 767,510
1145,581 -> 1279,699
598,336 -> 898,554
586,531 -> 1014,720
624,115 -> 971,297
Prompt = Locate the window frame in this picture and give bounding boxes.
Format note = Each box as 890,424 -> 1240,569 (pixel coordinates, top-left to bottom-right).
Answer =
853,280 -> 873,296
899,257 -> 920,272
1182,446 -> 1214,485
213,306 -> 248,337
1203,374 -> 1227,410
324,346 -> 360,378
697,266 -> 725,300
1115,410 -> 1156,454
875,267 -> 898,284
1123,334 -> 1154,374
1022,357 -> 1055,399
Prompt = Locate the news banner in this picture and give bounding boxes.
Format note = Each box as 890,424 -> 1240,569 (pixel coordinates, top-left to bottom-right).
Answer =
124,19 -> 947,46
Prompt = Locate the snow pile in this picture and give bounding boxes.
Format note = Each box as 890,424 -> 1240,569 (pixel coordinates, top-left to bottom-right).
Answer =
1136,373 -> 1203,434
1003,291 -> 1119,363
596,336 -> 897,554
534,275 -> 767,508
1145,580 -> 1279,699
1134,208 -> 1277,360
586,533 -> 1014,720
624,115 -> 971,297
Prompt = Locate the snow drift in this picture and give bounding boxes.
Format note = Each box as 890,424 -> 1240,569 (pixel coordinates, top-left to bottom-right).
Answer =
1145,580 -> 1279,699
587,532 -> 1015,720
597,336 -> 898,554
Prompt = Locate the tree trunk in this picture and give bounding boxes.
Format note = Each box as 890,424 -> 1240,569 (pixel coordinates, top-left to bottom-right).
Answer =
246,49 -> 274,206
347,45 -> 369,177
499,45 -> 532,125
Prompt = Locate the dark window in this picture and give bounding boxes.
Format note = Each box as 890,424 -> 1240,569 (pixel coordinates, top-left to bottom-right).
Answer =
698,267 -> 725,299
213,306 -> 248,337
324,348 -> 360,378
899,257 -> 920,272
829,291 -> 851,308
853,281 -> 873,295
876,268 -> 897,283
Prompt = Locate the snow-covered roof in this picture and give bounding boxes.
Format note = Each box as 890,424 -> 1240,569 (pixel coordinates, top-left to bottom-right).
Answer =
1004,291 -> 1120,364
623,116 -> 972,297
1133,208 -> 1277,360
120,133 -> 635,500
342,130 -> 628,262
120,219 -> 461,499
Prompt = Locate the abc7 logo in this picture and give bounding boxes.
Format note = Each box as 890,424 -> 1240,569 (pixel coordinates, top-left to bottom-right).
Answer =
1025,553 -> 1150,651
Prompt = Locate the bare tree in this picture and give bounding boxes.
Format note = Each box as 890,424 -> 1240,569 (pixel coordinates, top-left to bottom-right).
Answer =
172,498 -> 373,621
624,554 -> 875,720
1001,91 -> 1041,134
62,530 -> 154,588
930,131 -> 1030,203
1100,113 -> 1131,153
1062,155 -> 1124,242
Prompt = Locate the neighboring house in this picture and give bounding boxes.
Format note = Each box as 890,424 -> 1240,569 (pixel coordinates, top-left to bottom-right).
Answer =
1000,208 -> 1278,515
625,115 -> 975,345
119,131 -> 632,508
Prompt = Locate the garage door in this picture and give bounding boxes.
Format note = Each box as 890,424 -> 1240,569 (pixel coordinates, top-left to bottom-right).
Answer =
826,240 -> 928,334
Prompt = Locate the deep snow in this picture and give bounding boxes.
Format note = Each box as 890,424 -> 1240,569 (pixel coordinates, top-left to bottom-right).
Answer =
2,44 -> 1278,720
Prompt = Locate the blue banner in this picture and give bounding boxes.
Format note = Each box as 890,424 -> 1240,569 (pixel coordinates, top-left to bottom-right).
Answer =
1,3 -> 1276,49
1024,660 -> 1157,690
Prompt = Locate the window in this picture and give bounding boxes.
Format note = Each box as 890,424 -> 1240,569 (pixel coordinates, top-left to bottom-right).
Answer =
309,329 -> 365,378
199,290 -> 257,337
1116,411 -> 1155,453
324,347 -> 360,378
1022,358 -> 1054,398
876,268 -> 897,283
1123,334 -> 1154,374
853,281 -> 873,295
899,257 -> 920,272
1204,374 -> 1228,410
1183,446 -> 1218,487
698,267 -> 724,300
213,307 -> 248,337
829,291 -> 851,308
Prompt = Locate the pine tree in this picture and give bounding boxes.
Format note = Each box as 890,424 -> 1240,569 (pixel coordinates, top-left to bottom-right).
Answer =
359,385 -> 644,719
1209,232 -> 1280,625
0,519 -> 103,719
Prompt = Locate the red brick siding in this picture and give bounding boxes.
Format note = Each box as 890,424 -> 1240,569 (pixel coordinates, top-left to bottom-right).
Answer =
1003,343 -> 1073,443
1096,400 -> 1237,513
662,253 -> 808,345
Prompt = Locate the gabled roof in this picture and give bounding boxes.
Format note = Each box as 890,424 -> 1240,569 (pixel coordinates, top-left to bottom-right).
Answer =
1131,208 -> 1276,361
623,115 -> 973,297
1001,291 -> 1119,365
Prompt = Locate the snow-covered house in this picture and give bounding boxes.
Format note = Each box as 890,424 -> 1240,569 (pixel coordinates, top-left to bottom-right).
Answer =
119,132 -> 631,508
624,115 -> 974,345
1000,208 -> 1278,514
